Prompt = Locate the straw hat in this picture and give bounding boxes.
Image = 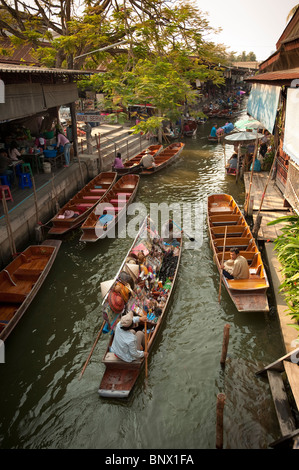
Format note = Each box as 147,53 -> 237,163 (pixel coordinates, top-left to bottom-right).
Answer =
124,263 -> 139,280
100,279 -> 114,298
120,311 -> 133,327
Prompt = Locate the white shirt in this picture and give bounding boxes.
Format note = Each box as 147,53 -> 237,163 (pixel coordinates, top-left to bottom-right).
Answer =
110,317 -> 144,362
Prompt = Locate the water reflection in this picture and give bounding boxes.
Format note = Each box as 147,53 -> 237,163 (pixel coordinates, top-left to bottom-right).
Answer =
0,115 -> 285,449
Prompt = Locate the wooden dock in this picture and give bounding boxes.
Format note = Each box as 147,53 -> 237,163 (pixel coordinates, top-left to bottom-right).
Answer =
244,172 -> 292,241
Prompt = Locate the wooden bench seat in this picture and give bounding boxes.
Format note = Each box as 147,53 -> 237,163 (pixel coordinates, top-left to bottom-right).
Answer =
103,352 -> 142,369
0,292 -> 27,303
284,361 -> 299,410
227,278 -> 268,290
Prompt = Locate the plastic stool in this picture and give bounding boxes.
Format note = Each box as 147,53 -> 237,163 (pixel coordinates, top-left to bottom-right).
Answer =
0,185 -> 13,202
22,163 -> 33,177
19,172 -> 33,189
0,175 -> 11,186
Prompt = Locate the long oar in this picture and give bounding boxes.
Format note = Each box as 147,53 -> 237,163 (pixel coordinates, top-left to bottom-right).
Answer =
172,220 -> 195,242
79,320 -> 106,379
218,226 -> 227,303
144,320 -> 148,378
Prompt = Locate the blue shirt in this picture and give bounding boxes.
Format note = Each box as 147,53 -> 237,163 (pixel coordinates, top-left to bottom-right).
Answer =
210,127 -> 217,137
110,316 -> 144,362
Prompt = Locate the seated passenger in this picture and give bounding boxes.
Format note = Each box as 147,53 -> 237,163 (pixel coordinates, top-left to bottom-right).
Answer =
221,247 -> 249,280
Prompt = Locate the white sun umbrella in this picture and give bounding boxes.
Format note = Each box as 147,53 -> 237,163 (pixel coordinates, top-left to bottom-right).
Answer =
234,118 -> 264,130
225,131 -> 264,144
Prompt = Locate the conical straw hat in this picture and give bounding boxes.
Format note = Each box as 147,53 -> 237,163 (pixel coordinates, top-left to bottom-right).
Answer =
124,263 -> 139,279
100,279 -> 114,298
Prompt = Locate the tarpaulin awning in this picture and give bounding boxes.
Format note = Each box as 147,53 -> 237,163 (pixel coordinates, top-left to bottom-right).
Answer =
247,83 -> 281,134
283,87 -> 299,166
0,82 -> 79,122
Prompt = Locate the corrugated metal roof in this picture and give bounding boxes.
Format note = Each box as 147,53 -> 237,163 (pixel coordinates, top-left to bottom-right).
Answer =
246,67 -> 299,84
0,63 -> 91,75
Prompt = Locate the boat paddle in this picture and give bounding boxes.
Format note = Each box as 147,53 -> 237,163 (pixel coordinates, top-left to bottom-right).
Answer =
144,319 -> 148,378
218,226 -> 227,303
79,320 -> 106,379
171,220 -> 195,242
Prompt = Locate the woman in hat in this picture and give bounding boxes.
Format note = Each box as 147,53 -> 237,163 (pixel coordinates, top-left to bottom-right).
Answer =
110,312 -> 152,363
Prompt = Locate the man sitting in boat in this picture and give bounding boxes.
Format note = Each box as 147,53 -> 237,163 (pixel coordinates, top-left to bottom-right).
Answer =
110,311 -> 150,362
140,150 -> 156,168
210,124 -> 218,138
226,153 -> 238,173
221,247 -> 249,280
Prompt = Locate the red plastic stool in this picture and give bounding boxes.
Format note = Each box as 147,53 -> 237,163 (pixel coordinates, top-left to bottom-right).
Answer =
0,185 -> 13,202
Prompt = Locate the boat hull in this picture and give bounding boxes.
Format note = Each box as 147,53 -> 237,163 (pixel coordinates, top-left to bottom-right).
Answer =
48,172 -> 117,235
140,142 -> 185,175
80,174 -> 140,242
98,216 -> 182,398
115,145 -> 163,176
0,239 -> 61,341
207,194 -> 269,313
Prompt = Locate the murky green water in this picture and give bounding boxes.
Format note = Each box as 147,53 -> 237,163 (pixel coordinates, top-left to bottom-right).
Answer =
0,114 -> 285,449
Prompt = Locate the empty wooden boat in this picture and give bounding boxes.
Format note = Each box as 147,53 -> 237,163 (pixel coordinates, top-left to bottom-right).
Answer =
98,215 -> 182,398
80,174 -> 140,242
0,239 -> 61,341
113,145 -> 163,175
139,142 -> 185,175
48,172 -> 117,235
208,194 -> 269,313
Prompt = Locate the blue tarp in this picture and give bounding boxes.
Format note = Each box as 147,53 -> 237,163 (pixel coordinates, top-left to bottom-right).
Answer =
247,83 -> 281,134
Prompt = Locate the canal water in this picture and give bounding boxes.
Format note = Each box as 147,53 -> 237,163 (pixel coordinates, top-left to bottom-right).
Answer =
0,111 -> 285,450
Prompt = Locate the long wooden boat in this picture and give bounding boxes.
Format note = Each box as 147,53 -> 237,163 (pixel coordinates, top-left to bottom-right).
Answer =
80,174 -> 140,242
98,215 -> 182,398
0,239 -> 61,341
207,194 -> 269,313
114,145 -> 163,176
48,172 -> 117,235
139,142 -> 185,175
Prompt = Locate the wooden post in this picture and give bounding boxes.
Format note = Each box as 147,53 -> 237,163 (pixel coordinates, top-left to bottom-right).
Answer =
31,176 -> 39,224
252,148 -> 279,238
244,134 -> 259,215
216,393 -> 226,449
236,144 -> 241,183
2,191 -> 16,257
220,324 -> 230,366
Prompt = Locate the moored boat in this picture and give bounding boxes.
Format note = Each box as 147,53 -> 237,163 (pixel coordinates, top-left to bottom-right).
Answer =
48,172 -> 117,235
0,239 -> 61,341
139,142 -> 185,175
114,145 -> 163,176
98,215 -> 182,398
80,174 -> 139,242
207,194 -> 269,313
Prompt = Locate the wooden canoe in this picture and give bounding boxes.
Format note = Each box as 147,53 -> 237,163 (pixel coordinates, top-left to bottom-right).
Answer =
113,145 -> 163,176
207,194 -> 269,313
80,174 -> 140,242
48,172 -> 117,235
139,142 -> 185,175
98,215 -> 182,398
0,239 -> 61,341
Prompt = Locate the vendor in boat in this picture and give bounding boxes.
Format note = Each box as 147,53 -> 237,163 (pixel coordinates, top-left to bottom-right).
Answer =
110,311 -> 151,362
210,124 -> 218,138
227,153 -> 238,170
140,150 -> 156,169
113,152 -> 124,169
221,248 -> 249,280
